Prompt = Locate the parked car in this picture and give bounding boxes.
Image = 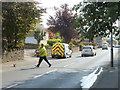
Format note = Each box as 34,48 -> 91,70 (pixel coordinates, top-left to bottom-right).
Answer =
52,43 -> 72,58
81,46 -> 96,57
115,44 -> 120,48
102,45 -> 108,50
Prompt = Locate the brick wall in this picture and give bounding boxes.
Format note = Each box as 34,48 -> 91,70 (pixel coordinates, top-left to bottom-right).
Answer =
24,43 -> 38,49
71,46 -> 79,53
2,49 -> 24,63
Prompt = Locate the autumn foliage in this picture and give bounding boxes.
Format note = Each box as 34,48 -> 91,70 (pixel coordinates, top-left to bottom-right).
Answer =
47,30 -> 56,39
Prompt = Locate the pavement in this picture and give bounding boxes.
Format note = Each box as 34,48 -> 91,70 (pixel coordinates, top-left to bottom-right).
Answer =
91,65 -> 119,89
0,56 -> 39,72
1,49 -> 38,72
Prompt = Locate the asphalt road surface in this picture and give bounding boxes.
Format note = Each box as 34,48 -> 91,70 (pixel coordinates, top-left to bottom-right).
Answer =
2,48 -> 119,88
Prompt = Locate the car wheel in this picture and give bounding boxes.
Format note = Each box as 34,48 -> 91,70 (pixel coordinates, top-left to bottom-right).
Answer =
82,54 -> 84,57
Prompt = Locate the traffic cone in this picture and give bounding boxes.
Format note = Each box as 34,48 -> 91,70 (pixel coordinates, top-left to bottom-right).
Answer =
13,63 -> 16,67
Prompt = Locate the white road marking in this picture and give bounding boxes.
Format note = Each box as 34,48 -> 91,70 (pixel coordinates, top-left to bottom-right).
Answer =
64,57 -> 86,67
6,84 -> 18,88
33,69 -> 57,78
6,69 -> 57,88
64,63 -> 76,67
80,67 -> 103,88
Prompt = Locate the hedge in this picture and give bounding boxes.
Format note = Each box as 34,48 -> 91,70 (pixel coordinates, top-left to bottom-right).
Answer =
47,39 -> 61,46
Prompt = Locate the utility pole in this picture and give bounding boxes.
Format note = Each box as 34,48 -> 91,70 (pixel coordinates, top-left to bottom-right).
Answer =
110,29 -> 113,67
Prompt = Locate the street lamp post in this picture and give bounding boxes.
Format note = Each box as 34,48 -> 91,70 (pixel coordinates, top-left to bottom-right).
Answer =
110,30 -> 113,67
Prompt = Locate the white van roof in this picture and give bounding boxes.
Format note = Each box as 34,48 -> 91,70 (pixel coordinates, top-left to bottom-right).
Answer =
54,43 -> 69,46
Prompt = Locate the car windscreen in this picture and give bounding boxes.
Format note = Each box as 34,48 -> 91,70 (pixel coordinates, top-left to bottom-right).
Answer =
102,45 -> 107,47
83,47 -> 91,49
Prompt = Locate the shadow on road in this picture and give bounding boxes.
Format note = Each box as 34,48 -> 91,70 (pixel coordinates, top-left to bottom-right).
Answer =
76,56 -> 82,58
20,67 -> 38,71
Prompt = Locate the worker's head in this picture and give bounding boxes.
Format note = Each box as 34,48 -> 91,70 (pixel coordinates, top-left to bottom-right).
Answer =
41,44 -> 44,48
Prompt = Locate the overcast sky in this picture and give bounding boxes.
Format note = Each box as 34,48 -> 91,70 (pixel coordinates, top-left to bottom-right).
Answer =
35,0 -> 83,28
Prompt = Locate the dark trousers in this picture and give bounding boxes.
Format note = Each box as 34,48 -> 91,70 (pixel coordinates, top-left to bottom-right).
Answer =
37,56 -> 51,67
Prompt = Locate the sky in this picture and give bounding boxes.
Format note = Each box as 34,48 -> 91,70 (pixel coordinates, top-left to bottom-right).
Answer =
35,0 -> 83,28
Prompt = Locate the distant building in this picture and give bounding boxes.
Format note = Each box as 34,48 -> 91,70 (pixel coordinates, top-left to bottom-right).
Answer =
81,39 -> 90,45
93,35 -> 110,46
106,39 -> 118,45
25,24 -> 49,45
80,35 -> 108,46
93,35 -> 103,46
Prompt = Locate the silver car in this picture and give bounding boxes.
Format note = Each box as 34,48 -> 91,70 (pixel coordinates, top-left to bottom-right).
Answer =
115,45 -> 120,48
102,45 -> 108,50
81,46 -> 96,57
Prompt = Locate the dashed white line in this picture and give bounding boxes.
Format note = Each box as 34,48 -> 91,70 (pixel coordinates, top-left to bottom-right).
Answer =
64,63 -> 75,67
33,69 -> 57,78
6,84 -> 18,88
63,57 -> 86,67
34,74 -> 43,78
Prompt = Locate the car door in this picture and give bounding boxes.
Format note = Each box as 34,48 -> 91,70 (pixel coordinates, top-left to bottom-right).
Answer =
92,47 -> 96,55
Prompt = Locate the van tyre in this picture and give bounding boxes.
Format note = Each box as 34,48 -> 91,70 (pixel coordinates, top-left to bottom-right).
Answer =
63,55 -> 66,58
52,56 -> 54,58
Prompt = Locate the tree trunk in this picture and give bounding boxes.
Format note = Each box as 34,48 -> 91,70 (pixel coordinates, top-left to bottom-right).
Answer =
37,40 -> 40,47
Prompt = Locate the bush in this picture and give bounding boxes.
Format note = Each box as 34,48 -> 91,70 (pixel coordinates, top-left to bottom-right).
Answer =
79,43 -> 85,51
79,43 -> 85,47
69,42 -> 75,46
47,39 -> 61,46
119,40 -> 120,45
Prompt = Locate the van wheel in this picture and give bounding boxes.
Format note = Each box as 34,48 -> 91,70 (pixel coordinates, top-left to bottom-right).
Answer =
63,55 -> 66,58
52,56 -> 54,58
64,56 -> 67,58
82,54 -> 84,57
69,55 -> 71,58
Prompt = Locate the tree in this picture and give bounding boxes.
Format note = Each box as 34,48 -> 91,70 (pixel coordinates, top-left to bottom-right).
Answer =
47,4 -> 76,43
72,1 -> 119,41
47,30 -> 55,39
73,1 -> 119,67
2,2 -> 45,51
34,27 -> 46,46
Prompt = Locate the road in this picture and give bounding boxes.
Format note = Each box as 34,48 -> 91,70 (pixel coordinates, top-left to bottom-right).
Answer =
2,48 -> 119,88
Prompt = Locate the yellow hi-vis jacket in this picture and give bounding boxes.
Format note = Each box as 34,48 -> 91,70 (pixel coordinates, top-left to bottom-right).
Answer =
38,45 -> 47,57
40,47 -> 47,57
